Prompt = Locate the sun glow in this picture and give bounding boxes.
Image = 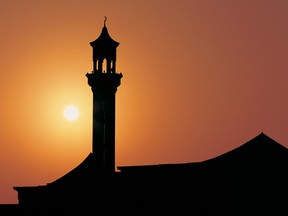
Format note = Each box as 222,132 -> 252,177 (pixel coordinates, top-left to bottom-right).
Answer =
64,105 -> 79,121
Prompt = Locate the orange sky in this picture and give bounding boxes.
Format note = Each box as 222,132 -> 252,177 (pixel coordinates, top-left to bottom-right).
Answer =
1,0 -> 288,204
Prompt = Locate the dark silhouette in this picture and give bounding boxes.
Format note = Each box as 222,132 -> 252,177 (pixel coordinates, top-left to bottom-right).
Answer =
1,19 -> 287,215
85,17 -> 122,173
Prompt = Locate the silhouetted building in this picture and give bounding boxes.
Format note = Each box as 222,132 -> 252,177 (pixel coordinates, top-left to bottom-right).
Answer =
11,133 -> 288,215
3,20 -> 288,215
86,17 -> 122,173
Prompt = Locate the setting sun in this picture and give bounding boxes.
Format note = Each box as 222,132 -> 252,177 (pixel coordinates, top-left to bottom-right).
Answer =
1,0 -> 288,206
64,105 -> 79,121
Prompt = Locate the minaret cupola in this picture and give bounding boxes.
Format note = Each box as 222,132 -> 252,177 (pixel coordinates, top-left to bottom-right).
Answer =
90,17 -> 119,73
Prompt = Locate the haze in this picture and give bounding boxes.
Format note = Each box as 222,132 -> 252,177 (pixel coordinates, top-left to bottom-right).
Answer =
0,0 -> 287,204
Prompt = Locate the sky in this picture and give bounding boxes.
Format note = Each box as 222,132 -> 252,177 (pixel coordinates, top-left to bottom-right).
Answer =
1,0 -> 287,204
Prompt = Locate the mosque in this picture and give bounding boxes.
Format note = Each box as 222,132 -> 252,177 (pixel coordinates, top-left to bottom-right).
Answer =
1,20 -> 287,215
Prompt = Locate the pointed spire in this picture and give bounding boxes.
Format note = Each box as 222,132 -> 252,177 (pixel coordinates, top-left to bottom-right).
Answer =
90,17 -> 119,48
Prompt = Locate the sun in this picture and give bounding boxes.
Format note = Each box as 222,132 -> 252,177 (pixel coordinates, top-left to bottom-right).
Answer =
64,105 -> 79,121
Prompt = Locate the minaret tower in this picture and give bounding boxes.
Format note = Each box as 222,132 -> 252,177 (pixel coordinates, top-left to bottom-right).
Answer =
86,17 -> 123,173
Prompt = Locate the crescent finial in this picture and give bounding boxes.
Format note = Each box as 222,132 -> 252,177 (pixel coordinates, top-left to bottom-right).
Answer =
104,16 -> 107,26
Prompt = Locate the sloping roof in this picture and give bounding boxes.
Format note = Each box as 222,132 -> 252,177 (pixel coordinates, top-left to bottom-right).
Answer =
203,132 -> 287,165
117,132 -> 288,175
13,132 -> 288,215
47,153 -> 100,187
18,132 -> 287,187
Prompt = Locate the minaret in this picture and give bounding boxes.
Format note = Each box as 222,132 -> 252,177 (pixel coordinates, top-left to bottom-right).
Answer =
86,17 -> 123,173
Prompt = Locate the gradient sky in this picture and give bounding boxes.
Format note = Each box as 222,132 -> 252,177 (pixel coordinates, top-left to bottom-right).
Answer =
1,0 -> 288,204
